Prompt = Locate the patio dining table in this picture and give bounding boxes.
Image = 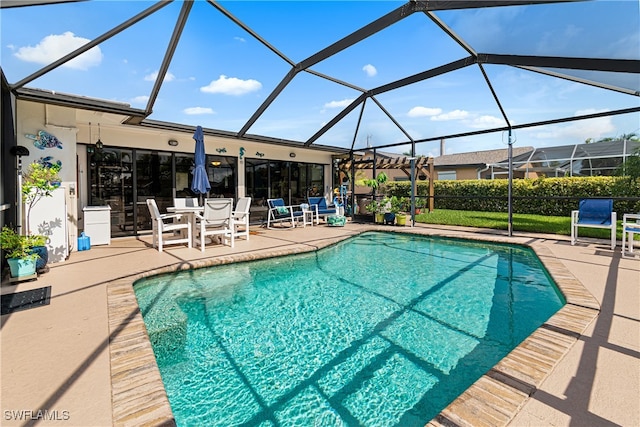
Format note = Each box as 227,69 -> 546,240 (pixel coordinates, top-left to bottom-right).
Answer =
166,205 -> 204,246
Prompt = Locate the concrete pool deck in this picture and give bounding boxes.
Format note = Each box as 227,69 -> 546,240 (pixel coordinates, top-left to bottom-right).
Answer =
1,222 -> 638,426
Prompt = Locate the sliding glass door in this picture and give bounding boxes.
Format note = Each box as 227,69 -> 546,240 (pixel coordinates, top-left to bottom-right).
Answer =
245,159 -> 325,224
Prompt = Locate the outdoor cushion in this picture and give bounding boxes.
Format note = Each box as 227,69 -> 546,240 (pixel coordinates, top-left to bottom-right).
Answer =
308,197 -> 336,214
571,198 -> 616,250
276,206 -> 289,215
577,199 -> 613,225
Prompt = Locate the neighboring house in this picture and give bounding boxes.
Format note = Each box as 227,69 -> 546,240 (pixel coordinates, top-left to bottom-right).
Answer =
343,138 -> 640,187
433,147 -> 534,180
344,147 -> 536,190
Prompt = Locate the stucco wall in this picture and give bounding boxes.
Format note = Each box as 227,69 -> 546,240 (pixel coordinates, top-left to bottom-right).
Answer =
16,101 -> 79,260
15,99 -> 338,258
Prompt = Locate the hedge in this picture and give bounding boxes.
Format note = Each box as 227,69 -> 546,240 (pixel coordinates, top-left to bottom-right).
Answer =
383,177 -> 640,217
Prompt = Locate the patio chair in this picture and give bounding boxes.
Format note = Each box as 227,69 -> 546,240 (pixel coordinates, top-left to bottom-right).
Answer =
173,197 -> 199,208
232,197 -> 252,241
571,198 -> 616,250
195,198 -> 234,252
621,213 -> 640,255
172,197 -> 200,226
146,198 -> 192,252
307,196 -> 338,225
266,198 -> 299,229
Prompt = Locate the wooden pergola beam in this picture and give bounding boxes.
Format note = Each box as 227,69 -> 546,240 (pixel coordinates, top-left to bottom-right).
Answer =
336,156 -> 435,213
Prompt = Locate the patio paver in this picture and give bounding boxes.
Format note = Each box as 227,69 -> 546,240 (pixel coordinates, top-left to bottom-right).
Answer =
1,222 -> 638,426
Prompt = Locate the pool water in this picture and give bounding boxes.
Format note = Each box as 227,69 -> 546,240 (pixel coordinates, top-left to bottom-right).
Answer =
134,232 -> 565,426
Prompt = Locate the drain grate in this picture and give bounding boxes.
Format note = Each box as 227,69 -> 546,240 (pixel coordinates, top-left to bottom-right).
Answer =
1,286 -> 51,315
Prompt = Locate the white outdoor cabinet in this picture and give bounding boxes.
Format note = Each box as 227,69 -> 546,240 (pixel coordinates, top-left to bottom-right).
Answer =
27,186 -> 69,263
83,205 -> 112,245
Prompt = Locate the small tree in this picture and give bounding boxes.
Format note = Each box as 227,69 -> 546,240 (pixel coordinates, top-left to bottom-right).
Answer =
356,171 -> 388,191
616,147 -> 640,183
22,162 -> 62,235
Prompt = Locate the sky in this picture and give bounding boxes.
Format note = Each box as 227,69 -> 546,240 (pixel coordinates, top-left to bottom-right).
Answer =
1,0 -> 639,157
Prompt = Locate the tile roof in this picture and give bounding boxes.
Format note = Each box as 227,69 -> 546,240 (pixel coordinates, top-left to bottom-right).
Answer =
434,147 -> 534,167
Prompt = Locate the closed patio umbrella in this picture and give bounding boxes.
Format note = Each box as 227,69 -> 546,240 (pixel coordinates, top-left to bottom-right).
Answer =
191,125 -> 210,200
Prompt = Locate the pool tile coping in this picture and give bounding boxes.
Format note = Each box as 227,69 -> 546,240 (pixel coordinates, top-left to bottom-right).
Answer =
107,227 -> 599,427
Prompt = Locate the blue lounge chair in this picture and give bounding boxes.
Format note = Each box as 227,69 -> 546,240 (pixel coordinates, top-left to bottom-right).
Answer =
266,198 -> 300,229
307,196 -> 338,225
571,198 -> 616,250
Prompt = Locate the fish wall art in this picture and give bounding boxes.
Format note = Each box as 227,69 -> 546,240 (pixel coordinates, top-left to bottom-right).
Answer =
37,156 -> 63,170
25,130 -> 63,150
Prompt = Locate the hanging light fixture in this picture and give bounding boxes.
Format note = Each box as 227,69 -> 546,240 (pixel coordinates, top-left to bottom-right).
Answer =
95,123 -> 104,150
87,122 -> 95,153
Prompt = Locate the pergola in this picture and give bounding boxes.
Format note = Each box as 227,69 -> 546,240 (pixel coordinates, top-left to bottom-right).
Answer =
337,154 -> 436,216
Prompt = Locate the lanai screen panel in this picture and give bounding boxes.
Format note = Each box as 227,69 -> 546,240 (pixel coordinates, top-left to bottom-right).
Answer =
1,0 -> 638,152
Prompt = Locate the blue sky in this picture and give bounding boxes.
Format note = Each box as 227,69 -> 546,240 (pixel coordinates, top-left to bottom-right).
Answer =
1,0 -> 638,156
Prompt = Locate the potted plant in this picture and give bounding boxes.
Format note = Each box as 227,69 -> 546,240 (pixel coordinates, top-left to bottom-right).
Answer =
381,196 -> 396,225
356,172 -> 389,223
394,197 -> 408,226
1,226 -> 43,278
365,199 -> 384,224
414,197 -> 425,215
21,162 -> 61,272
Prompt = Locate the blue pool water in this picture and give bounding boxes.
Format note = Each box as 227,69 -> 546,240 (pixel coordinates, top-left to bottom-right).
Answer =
134,232 -> 565,426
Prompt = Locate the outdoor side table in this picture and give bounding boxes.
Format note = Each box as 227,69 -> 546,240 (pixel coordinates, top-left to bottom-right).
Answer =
299,203 -> 314,227
622,213 -> 640,255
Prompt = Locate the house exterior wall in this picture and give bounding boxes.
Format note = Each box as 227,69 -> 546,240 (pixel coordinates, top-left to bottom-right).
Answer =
16,99 -> 337,255
16,101 -> 79,258
434,166 -> 480,180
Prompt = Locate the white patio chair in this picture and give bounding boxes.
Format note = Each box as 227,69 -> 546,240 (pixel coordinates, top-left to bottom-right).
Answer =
172,197 -> 200,226
195,198 -> 234,252
232,197 -> 252,241
571,198 -> 616,250
146,198 -> 192,252
173,197 -> 200,208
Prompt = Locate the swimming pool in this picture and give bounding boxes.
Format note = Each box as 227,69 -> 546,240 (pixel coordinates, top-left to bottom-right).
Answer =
134,231 -> 565,426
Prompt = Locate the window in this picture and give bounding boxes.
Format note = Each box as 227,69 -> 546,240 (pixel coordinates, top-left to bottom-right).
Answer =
438,171 -> 457,180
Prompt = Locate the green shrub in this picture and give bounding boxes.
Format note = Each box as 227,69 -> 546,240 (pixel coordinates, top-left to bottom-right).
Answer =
383,176 -> 640,217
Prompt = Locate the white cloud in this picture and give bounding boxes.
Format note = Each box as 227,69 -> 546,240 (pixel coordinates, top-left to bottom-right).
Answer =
431,109 -> 470,121
201,75 -> 261,95
534,109 -> 614,142
324,99 -> 354,109
362,64 -> 377,77
144,70 -> 175,82
234,36 -> 246,43
14,31 -> 102,70
184,107 -> 215,115
468,115 -> 505,128
408,106 -> 442,118
130,95 -> 149,105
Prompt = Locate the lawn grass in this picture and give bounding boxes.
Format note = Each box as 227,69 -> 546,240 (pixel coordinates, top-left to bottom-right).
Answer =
413,209 -> 624,240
